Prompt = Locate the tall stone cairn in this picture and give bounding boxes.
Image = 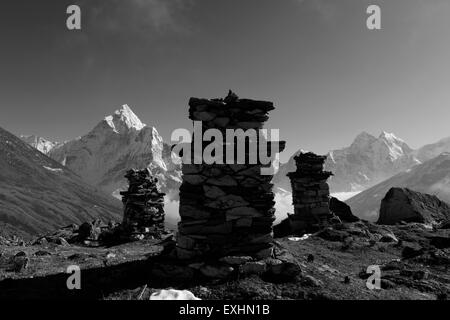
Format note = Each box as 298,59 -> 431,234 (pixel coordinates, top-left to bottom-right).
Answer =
120,169 -> 166,240
176,91 -> 285,260
287,152 -> 333,232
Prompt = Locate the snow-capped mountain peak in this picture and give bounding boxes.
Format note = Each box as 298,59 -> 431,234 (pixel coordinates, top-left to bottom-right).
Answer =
48,105 -> 181,198
378,131 -> 412,161
104,104 -> 146,133
380,131 -> 400,140
379,131 -> 407,145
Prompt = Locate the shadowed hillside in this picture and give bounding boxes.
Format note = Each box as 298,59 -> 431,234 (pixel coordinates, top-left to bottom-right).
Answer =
0,126 -> 122,239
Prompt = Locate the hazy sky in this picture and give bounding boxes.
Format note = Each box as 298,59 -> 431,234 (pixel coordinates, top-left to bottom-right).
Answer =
1,0 -> 450,161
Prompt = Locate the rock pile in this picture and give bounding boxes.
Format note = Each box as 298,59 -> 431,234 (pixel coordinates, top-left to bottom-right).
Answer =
287,152 -> 333,233
120,169 -> 166,240
176,91 -> 285,261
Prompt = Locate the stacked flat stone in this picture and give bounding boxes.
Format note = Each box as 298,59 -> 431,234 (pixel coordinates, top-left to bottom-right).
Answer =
120,169 -> 166,240
176,91 -> 285,260
287,152 -> 333,232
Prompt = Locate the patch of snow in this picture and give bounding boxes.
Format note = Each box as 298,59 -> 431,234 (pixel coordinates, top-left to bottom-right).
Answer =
43,166 -> 63,173
115,104 -> 146,131
104,115 -> 119,133
150,289 -> 200,300
328,151 -> 335,163
289,234 -> 311,241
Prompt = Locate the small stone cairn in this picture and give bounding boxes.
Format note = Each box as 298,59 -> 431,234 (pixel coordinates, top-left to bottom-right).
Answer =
287,152 -> 334,233
120,169 -> 166,240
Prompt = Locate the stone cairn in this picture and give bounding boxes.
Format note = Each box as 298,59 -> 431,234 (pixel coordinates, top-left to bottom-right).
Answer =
287,152 -> 333,233
120,169 -> 166,240
176,91 -> 286,263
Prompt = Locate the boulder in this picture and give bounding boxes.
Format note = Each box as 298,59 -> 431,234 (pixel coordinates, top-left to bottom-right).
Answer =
12,252 -> 29,272
315,228 -> 349,242
329,197 -> 359,222
220,256 -> 253,265
200,265 -> 234,279
270,249 -> 302,279
151,263 -> 195,280
78,221 -> 102,241
402,242 -> 425,259
35,250 -> 51,256
301,274 -> 322,287
240,261 -> 267,275
378,188 -> 450,225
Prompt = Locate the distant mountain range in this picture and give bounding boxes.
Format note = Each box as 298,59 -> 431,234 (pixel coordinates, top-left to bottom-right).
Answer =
0,126 -> 122,239
274,131 -> 450,195
16,106 -> 450,227
347,153 -> 450,222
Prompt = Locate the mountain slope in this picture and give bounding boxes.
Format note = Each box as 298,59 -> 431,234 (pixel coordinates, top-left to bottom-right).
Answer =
274,132 -> 419,194
414,136 -> 450,162
346,153 -> 450,222
48,105 -> 181,198
0,126 -> 122,239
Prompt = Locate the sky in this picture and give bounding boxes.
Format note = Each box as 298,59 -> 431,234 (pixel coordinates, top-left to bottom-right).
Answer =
1,0 -> 450,161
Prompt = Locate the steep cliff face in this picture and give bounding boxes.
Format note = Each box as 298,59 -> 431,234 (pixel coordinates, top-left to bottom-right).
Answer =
48,105 -> 181,198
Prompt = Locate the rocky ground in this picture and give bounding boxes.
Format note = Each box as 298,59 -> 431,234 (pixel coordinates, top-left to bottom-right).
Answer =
0,219 -> 448,300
